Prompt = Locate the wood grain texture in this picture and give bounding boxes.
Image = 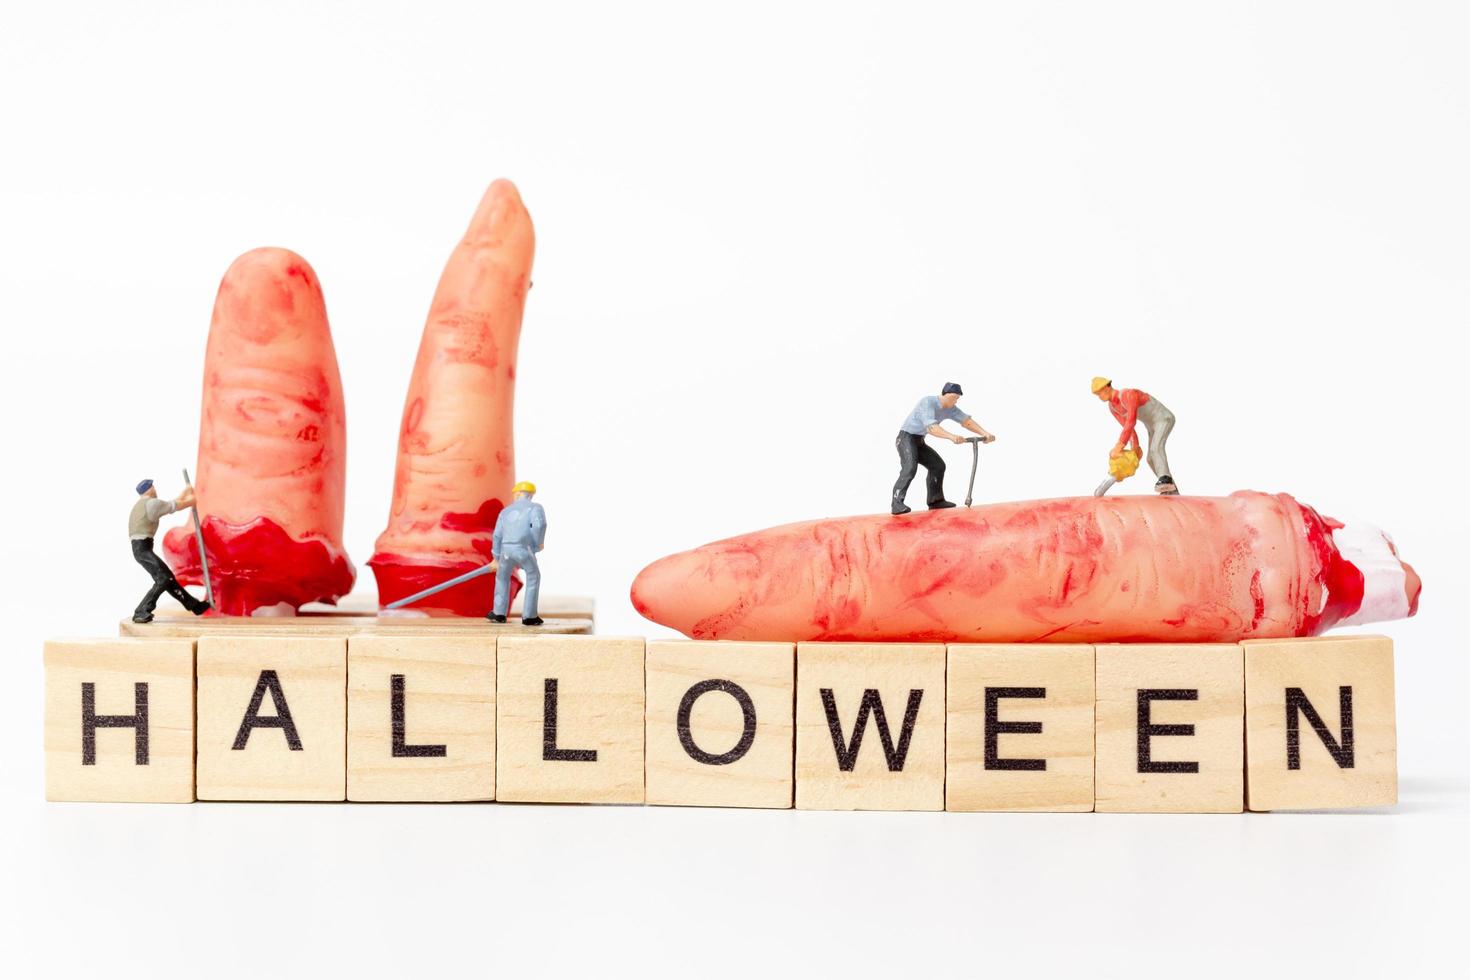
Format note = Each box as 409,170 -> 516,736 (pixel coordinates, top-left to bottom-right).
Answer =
496,635 -> 645,804
795,643 -> 945,811
347,635 -> 496,802
1095,644 -> 1243,813
121,612 -> 588,639
1244,635 -> 1396,811
44,638 -> 196,802
946,644 -> 1094,812
646,641 -> 794,809
197,636 -> 346,801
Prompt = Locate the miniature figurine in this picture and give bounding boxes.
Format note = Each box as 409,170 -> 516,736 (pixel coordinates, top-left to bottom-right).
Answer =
371,179 -> 536,615
1091,377 -> 1177,495
892,382 -> 995,515
631,493 -> 1420,644
130,479 -> 211,624
161,248 -> 355,615
488,481 -> 547,626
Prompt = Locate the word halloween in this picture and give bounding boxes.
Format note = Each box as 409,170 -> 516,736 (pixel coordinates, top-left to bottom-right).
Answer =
43,633 -> 1397,812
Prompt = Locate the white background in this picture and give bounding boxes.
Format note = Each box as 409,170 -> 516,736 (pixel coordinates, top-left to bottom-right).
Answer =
3,1 -> 1467,976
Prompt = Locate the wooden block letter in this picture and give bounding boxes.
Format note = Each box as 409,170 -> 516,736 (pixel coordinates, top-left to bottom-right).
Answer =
946,644 -> 1095,812
347,636 -> 496,802
795,643 -> 945,811
496,635 -> 644,804
1244,635 -> 1396,811
44,638 -> 196,803
646,641 -> 794,809
197,636 -> 346,801
1095,644 -> 1243,813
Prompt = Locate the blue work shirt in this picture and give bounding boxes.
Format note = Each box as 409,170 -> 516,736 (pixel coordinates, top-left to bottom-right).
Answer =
900,395 -> 970,436
493,497 -> 547,556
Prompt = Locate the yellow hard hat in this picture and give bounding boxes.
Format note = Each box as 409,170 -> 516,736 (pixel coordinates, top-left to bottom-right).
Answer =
1091,376 -> 1112,394
512,481 -> 537,495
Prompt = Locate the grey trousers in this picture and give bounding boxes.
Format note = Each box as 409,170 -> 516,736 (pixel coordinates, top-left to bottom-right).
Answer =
1136,398 -> 1175,481
494,545 -> 540,620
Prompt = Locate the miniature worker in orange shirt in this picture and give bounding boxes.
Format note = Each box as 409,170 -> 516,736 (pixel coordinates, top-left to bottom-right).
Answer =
1092,378 -> 1178,496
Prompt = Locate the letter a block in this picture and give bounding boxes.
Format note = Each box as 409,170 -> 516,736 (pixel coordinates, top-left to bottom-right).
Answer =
1244,635 -> 1396,811
496,636 -> 645,804
197,637 -> 346,801
1095,644 -> 1244,813
796,643 -> 945,811
946,644 -> 1095,812
347,636 -> 496,802
646,640 -> 794,809
45,638 -> 196,802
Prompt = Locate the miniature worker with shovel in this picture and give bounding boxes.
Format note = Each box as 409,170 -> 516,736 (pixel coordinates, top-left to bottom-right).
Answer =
488,481 -> 548,626
129,479 -> 211,623
1091,377 -> 1178,496
892,382 -> 996,515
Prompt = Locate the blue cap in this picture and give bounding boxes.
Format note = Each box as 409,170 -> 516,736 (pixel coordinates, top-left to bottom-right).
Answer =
942,382 -> 963,396
136,479 -> 154,495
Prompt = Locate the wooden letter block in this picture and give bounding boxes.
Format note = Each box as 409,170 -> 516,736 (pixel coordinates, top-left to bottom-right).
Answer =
946,644 -> 1094,812
496,635 -> 644,804
44,638 -> 196,803
1095,644 -> 1244,813
1244,635 -> 1396,811
197,636 -> 346,801
347,636 -> 496,802
795,643 -> 945,811
645,641 -> 794,809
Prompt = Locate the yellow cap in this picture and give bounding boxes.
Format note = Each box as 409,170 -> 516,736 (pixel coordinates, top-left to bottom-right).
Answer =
1091,376 -> 1112,394
512,481 -> 537,495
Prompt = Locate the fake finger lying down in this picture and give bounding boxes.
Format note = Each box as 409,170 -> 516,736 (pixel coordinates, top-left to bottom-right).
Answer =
631,493 -> 1420,644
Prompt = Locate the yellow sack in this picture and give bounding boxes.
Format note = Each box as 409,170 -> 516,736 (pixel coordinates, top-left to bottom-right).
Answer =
1109,448 -> 1140,481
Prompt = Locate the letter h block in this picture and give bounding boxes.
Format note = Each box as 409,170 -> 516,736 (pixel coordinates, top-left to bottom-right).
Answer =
1244,635 -> 1396,811
496,635 -> 645,804
795,643 -> 946,811
45,638 -> 196,802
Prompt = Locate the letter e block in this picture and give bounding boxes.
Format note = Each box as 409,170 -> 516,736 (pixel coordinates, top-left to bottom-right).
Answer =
197,637 -> 346,801
646,640 -> 794,808
45,638 -> 195,803
946,644 -> 1095,812
347,636 -> 496,802
1244,635 -> 1396,811
496,636 -> 645,804
796,643 -> 945,811
1095,644 -> 1243,813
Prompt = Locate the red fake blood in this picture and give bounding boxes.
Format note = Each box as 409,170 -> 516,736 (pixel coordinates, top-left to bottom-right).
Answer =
1299,506 -> 1365,634
368,553 -> 520,616
162,516 -> 355,616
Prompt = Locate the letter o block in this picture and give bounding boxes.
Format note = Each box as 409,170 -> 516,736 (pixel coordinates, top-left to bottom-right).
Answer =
646,641 -> 794,808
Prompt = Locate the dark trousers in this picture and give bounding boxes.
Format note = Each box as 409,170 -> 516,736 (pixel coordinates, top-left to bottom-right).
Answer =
892,431 -> 947,508
133,538 -> 207,617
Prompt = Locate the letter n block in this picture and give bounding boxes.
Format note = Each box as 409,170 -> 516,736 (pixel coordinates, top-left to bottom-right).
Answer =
196,636 -> 346,801
1095,644 -> 1244,813
645,640 -> 794,809
347,636 -> 496,802
1244,635 -> 1396,811
496,636 -> 645,804
946,644 -> 1095,812
795,643 -> 945,811
44,638 -> 196,802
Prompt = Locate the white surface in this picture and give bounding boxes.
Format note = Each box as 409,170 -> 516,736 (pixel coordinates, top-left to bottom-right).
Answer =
3,2 -> 1467,976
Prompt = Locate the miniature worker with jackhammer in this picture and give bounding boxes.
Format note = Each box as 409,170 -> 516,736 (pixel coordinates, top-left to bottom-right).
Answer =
892,382 -> 996,515
129,479 -> 211,623
1091,377 -> 1179,496
488,481 -> 548,626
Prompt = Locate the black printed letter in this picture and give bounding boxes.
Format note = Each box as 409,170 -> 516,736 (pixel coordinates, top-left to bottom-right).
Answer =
81,682 -> 149,765
543,678 -> 597,762
1285,686 -> 1355,770
232,669 -> 304,751
677,679 -> 757,766
821,688 -> 924,772
1136,689 -> 1199,774
392,674 -> 447,758
985,687 -> 1046,771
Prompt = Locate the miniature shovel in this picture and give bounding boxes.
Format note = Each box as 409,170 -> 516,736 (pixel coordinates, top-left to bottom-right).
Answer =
182,468 -> 214,608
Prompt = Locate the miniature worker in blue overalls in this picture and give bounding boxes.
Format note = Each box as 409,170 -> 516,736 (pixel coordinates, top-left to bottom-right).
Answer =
892,382 -> 996,514
488,481 -> 548,626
